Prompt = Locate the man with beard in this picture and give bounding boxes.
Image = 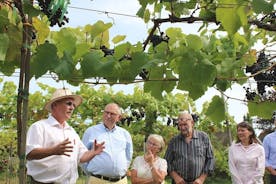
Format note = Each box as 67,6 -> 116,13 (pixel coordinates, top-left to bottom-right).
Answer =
164,111 -> 215,184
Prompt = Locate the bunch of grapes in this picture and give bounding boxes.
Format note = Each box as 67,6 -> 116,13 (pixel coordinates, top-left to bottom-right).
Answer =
37,0 -> 69,27
149,32 -> 169,47
119,110 -> 145,126
245,51 -> 276,100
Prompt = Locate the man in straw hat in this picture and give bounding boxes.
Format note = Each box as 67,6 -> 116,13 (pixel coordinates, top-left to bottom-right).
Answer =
26,88 -> 105,184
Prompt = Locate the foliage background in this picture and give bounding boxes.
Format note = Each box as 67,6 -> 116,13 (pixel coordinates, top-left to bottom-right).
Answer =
0,80 -> 234,182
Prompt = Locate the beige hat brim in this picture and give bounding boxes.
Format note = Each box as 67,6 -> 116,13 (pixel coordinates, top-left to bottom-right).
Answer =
44,95 -> 82,112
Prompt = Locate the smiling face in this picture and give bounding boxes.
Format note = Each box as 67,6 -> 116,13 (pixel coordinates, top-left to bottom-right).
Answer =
102,103 -> 121,128
237,126 -> 252,144
51,98 -> 76,124
178,113 -> 194,137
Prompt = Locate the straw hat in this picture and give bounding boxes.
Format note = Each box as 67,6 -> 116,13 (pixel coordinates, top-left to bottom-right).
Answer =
44,88 -> 83,112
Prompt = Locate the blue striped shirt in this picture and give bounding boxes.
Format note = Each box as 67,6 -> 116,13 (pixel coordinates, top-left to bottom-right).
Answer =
263,131 -> 276,169
82,123 -> 133,177
164,130 -> 215,181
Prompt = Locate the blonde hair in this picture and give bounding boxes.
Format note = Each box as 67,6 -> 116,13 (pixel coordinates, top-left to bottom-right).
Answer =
147,134 -> 165,152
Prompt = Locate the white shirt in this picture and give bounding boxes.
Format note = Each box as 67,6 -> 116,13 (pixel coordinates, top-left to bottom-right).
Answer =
131,155 -> 167,184
228,142 -> 265,184
26,115 -> 87,184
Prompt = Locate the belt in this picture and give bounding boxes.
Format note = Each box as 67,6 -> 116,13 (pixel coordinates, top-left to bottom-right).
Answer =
90,173 -> 126,182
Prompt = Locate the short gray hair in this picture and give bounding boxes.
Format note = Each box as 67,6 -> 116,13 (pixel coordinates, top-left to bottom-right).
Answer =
147,134 -> 165,152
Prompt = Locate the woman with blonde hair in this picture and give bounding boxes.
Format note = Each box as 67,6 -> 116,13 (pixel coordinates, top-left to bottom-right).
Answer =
228,122 -> 265,184
131,134 -> 167,184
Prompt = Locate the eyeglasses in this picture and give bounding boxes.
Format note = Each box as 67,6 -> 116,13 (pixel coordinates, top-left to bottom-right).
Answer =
147,141 -> 160,148
178,118 -> 192,122
104,111 -> 119,116
65,101 -> 76,108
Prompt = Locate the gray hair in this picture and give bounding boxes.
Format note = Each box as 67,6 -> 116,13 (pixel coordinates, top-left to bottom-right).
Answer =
147,134 -> 165,152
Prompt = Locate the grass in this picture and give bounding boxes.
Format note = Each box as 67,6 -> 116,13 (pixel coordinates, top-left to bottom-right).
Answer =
0,172 -> 234,184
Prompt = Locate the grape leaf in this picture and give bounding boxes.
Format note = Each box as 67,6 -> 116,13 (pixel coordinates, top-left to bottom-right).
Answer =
112,35 -> 126,44
54,52 -> 75,80
81,50 -> 104,78
252,0 -> 274,14
0,33 -> 9,61
177,52 -> 217,99
205,96 -> 226,123
186,34 -> 203,51
216,0 -> 241,35
30,42 -> 59,79
51,28 -> 77,56
32,17 -> 50,44
248,101 -> 276,119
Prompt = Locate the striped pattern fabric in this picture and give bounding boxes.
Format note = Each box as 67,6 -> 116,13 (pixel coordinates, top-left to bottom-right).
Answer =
164,130 -> 215,182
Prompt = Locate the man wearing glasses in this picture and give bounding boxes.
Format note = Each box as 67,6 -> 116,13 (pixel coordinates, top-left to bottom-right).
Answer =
82,103 -> 133,184
26,88 -> 105,184
164,111 -> 215,184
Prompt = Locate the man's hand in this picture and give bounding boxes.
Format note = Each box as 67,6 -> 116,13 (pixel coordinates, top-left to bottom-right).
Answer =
53,138 -> 73,156
93,139 -> 105,155
171,172 -> 186,184
193,178 -> 203,184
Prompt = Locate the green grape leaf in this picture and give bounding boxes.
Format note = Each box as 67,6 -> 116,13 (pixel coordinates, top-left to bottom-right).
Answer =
186,34 -> 203,51
89,21 -> 112,38
73,43 -> 91,61
115,60 -> 134,83
144,9 -> 151,23
215,80 -> 231,91
199,9 -> 216,20
248,101 -> 276,119
0,33 -> 9,61
241,50 -> 257,66
177,52 -> 217,99
51,28 -> 77,56
114,42 -> 131,60
252,0 -> 274,14
81,50 -> 104,78
205,96 -> 226,123
144,66 -> 165,100
23,1 -> 41,17
216,0 -> 241,35
112,35 -> 126,44
5,25 -> 22,63
31,42 -> 59,79
0,8 -> 10,30
32,17 -> 50,44
144,66 -> 176,100
54,52 -> 75,80
98,57 -> 117,79
136,7 -> 145,18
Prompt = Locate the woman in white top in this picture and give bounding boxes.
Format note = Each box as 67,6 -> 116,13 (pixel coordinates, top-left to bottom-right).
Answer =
228,122 -> 265,184
131,134 -> 167,184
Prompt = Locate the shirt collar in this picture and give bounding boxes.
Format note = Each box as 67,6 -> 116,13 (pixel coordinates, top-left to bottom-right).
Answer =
48,115 -> 70,129
101,122 -> 117,132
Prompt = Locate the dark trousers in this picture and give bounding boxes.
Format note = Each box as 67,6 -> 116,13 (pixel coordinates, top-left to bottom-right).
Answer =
28,176 -> 54,184
270,174 -> 276,184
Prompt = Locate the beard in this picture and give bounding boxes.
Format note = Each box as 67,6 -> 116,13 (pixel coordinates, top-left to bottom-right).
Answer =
181,127 -> 190,137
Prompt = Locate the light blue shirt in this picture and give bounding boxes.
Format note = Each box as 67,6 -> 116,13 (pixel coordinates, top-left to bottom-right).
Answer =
82,123 -> 133,177
263,131 -> 276,169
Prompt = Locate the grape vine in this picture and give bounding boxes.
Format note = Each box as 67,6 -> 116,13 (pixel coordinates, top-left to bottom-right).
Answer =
37,0 -> 70,27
